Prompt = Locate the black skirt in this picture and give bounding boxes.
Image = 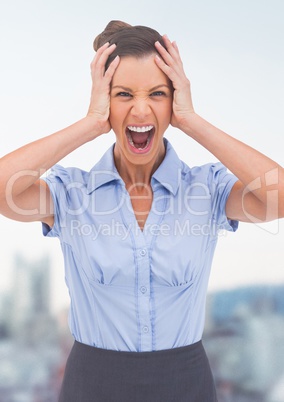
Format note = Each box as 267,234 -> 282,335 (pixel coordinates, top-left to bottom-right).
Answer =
59,340 -> 218,402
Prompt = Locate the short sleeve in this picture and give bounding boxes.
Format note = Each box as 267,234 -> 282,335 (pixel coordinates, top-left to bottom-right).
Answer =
41,164 -> 71,238
207,163 -> 239,232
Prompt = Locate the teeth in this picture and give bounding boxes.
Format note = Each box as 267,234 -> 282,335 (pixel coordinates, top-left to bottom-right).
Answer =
127,125 -> 153,133
126,133 -> 135,146
126,132 -> 151,150
137,137 -> 151,150
126,125 -> 153,150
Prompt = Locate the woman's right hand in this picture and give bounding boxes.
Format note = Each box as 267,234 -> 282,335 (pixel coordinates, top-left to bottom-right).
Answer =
87,42 -> 120,137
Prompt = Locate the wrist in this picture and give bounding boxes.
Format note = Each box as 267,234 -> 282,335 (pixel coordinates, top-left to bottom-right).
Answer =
82,115 -> 110,141
176,112 -> 204,138
178,113 -> 229,152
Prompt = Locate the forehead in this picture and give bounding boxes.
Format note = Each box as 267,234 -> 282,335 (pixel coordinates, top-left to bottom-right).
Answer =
111,55 -> 170,89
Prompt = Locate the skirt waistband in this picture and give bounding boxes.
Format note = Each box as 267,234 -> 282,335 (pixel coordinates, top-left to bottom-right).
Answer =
59,339 -> 218,402
73,339 -> 203,358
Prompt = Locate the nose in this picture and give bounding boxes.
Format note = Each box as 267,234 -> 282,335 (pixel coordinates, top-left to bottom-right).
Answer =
130,99 -> 151,120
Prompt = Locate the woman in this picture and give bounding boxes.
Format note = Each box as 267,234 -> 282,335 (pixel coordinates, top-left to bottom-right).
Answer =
0,20 -> 283,401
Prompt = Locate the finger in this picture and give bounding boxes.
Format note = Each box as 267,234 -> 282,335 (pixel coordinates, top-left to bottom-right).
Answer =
156,40 -> 184,78
95,43 -> 116,68
172,41 -> 180,56
105,55 -> 120,81
155,53 -> 189,93
91,43 -> 117,73
159,35 -> 179,60
155,43 -> 175,69
90,42 -> 109,65
96,41 -> 110,55
163,36 -> 181,62
154,54 -> 175,81
162,34 -> 176,50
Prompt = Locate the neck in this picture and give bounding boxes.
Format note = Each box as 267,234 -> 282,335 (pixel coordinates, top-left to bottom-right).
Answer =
114,146 -> 165,189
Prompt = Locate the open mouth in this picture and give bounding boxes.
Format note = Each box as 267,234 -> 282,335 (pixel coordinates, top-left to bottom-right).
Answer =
126,125 -> 155,153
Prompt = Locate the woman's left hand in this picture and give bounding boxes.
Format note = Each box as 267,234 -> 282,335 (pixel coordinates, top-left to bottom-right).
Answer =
155,36 -> 195,130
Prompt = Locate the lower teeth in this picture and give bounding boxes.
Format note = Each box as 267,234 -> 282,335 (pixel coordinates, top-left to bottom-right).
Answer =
127,134 -> 150,150
137,138 -> 150,150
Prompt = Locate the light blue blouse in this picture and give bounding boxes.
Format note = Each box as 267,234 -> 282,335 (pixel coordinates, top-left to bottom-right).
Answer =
43,139 -> 238,352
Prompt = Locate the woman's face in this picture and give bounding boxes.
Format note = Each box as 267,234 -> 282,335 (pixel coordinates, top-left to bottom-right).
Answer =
109,55 -> 173,168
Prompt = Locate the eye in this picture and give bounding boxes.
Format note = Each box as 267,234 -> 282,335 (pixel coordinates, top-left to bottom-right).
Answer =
117,92 -> 132,97
150,91 -> 166,97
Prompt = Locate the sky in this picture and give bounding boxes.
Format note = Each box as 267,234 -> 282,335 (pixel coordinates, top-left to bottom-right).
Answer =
0,0 -> 284,311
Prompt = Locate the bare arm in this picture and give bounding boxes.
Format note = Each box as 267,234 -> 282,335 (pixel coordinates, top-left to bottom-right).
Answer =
176,114 -> 284,223
0,118 -> 101,226
155,36 -> 284,223
0,43 -> 120,226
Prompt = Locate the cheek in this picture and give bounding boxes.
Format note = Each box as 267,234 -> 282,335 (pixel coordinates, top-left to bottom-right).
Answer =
109,101 -> 125,124
109,111 -> 126,140
109,107 -> 120,130
159,101 -> 172,125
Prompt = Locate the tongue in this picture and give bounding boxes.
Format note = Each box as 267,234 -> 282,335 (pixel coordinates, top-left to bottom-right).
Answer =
131,131 -> 149,145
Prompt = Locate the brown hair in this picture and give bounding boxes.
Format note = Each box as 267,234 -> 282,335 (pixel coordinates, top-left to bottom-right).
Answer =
93,20 -> 166,70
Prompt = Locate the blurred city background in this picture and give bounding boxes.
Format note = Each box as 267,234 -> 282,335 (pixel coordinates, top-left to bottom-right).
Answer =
0,254 -> 284,402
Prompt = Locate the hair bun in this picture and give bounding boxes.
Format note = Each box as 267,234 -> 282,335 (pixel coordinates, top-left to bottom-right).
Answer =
93,20 -> 132,51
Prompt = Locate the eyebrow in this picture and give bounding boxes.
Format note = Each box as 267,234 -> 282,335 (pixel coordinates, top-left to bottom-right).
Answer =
111,84 -> 171,92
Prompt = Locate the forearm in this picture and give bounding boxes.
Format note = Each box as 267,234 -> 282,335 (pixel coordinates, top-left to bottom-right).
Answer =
154,36 -> 284,219
181,113 -> 284,205
0,116 -> 101,199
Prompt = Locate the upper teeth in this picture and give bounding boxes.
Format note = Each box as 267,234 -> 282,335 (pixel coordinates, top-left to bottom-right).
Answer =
128,125 -> 153,133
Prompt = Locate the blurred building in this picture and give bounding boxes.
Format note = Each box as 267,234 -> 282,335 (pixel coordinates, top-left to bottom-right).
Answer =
1,255 -> 284,402
9,254 -> 55,344
204,286 -> 284,401
0,254 -> 71,402
268,374 -> 284,402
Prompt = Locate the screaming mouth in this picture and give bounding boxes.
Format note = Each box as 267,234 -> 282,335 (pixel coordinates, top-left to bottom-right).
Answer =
126,125 -> 154,150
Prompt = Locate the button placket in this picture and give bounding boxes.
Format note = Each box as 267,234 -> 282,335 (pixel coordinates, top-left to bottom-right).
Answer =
117,185 -> 153,351
136,244 -> 152,351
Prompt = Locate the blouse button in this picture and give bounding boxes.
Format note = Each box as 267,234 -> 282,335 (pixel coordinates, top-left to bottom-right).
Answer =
140,286 -> 147,294
140,249 -> 147,256
142,326 -> 149,333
